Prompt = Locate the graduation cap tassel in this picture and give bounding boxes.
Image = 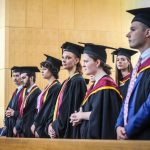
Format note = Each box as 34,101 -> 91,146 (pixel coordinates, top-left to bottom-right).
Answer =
112,54 -> 115,63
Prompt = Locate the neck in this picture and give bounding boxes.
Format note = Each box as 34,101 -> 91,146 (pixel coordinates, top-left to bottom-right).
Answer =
16,84 -> 22,88
121,69 -> 130,78
68,66 -> 77,78
94,68 -> 107,86
27,81 -> 34,90
48,76 -> 56,85
138,43 -> 150,54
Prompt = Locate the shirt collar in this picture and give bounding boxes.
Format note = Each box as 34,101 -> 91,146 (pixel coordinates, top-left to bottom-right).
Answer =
141,48 -> 150,64
16,85 -> 23,93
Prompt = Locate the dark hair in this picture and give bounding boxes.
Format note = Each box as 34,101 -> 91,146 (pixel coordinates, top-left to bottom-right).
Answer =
27,73 -> 36,82
40,61 -> 59,79
87,54 -> 112,75
76,62 -> 83,75
115,56 -> 133,85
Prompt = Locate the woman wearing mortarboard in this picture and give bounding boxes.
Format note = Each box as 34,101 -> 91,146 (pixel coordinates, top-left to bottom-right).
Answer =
70,43 -> 122,139
31,54 -> 61,138
47,42 -> 87,138
111,48 -> 137,99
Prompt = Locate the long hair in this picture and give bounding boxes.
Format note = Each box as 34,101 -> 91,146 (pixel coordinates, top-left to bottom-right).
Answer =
115,57 -> 133,85
76,62 -> 83,75
87,54 -> 112,75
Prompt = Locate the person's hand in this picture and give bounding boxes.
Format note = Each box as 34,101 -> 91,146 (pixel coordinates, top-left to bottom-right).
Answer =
5,109 -> 11,117
70,107 -> 83,126
13,127 -> 17,136
48,123 -> 56,138
116,126 -> 127,140
5,108 -> 15,117
35,131 -> 39,138
31,124 -> 35,135
8,108 -> 15,116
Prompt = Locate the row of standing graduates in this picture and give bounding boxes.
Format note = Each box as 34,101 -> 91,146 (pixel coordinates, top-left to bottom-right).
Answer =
4,42 -> 126,139
3,7 -> 150,140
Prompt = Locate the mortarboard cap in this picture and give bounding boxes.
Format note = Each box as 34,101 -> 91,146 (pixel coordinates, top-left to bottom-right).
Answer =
20,66 -> 40,74
11,66 -> 21,72
111,48 -> 137,62
127,7 -> 150,27
61,42 -> 84,58
44,54 -> 62,70
11,66 -> 21,77
79,42 -> 116,63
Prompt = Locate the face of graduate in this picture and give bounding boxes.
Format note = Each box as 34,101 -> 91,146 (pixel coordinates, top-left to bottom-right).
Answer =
41,66 -> 52,80
116,55 -> 130,71
126,21 -> 148,50
21,73 -> 31,88
62,51 -> 79,70
82,53 -> 99,75
12,72 -> 22,86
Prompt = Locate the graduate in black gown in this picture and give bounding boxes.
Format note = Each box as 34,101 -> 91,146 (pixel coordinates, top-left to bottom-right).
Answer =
48,42 -> 87,138
4,66 -> 25,137
13,66 -> 41,137
30,55 -> 61,138
116,7 -> 150,140
111,48 -> 137,99
70,43 -> 122,139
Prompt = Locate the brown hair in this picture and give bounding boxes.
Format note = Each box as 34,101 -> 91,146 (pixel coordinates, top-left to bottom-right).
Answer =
76,62 -> 83,75
40,61 -> 59,79
115,57 -> 133,85
87,54 -> 112,75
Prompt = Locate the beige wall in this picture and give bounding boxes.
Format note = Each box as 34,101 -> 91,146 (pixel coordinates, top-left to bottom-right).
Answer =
0,0 -> 148,126
0,0 -> 5,127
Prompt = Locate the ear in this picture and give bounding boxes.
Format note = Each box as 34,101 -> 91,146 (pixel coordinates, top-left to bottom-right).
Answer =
30,76 -> 33,82
145,28 -> 150,38
75,57 -> 80,65
96,59 -> 101,68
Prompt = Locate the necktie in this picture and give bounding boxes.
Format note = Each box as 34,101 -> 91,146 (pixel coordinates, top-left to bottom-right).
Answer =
124,57 -> 142,126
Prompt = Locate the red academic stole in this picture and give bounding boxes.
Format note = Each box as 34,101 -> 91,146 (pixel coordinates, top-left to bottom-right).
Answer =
38,80 -> 58,111
53,79 -> 68,121
53,73 -> 79,121
19,85 -> 38,117
119,73 -> 130,86
137,57 -> 150,76
82,76 -> 122,106
17,88 -> 26,110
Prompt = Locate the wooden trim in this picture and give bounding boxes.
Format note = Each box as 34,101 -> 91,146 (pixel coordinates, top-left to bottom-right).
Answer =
0,138 -> 150,150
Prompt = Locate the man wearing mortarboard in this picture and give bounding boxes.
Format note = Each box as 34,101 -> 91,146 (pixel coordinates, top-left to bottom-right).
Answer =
13,66 -> 41,137
116,7 -> 150,140
1,67 -> 25,137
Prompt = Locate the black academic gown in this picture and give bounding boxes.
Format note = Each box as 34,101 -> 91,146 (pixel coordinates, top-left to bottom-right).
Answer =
132,68 -> 150,139
80,76 -> 122,139
15,86 -> 41,137
116,58 -> 150,140
52,74 -> 87,138
34,82 -> 61,138
119,74 -> 130,99
5,87 -> 24,137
